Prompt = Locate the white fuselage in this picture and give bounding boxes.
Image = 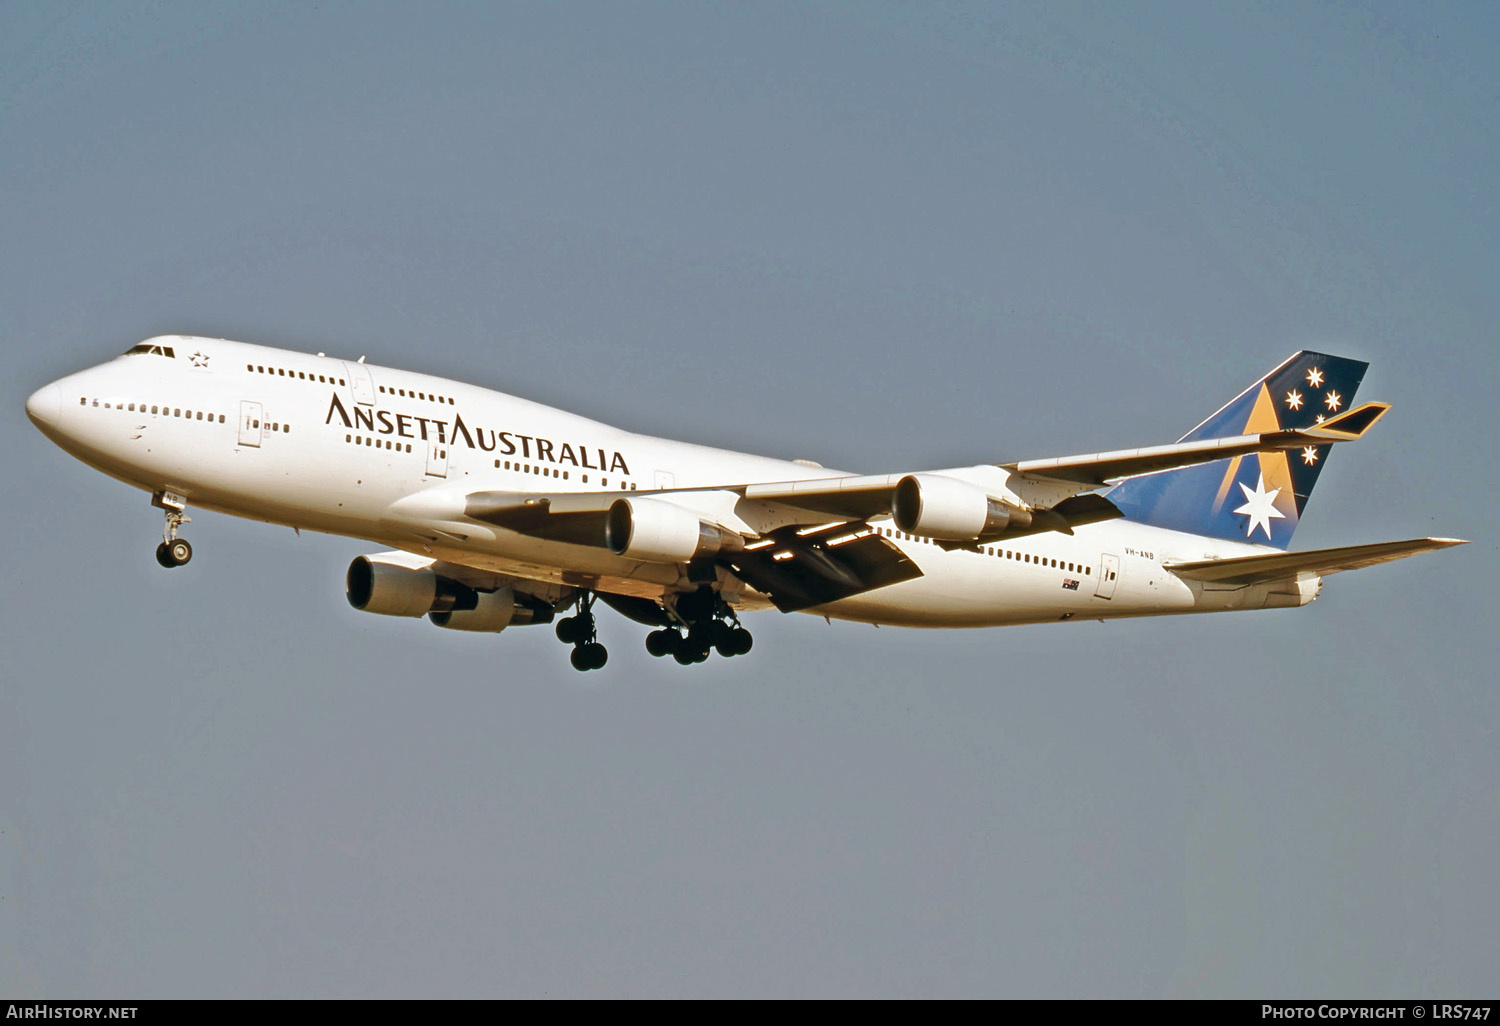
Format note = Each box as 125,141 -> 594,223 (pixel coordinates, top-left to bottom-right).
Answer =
28,336 -> 1311,628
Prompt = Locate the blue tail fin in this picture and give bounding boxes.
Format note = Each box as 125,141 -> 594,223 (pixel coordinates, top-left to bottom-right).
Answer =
1106,352 -> 1368,549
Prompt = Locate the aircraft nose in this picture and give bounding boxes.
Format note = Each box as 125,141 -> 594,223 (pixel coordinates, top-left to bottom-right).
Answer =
26,383 -> 62,430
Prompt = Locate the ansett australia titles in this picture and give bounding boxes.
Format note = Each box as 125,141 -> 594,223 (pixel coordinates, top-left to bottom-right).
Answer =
325,393 -> 630,474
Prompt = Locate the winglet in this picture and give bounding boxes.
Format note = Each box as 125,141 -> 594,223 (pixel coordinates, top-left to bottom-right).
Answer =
1295,401 -> 1389,442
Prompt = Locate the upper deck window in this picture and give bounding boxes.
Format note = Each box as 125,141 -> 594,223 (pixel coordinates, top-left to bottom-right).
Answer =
124,343 -> 176,358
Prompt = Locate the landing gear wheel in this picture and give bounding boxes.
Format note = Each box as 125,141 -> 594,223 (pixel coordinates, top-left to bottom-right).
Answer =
728,628 -> 752,656
156,539 -> 192,568
571,642 -> 608,671
645,629 -> 677,658
556,616 -> 586,645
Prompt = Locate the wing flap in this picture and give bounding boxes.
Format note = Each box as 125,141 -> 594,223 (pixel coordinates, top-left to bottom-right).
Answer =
725,525 -> 922,612
1165,537 -> 1466,585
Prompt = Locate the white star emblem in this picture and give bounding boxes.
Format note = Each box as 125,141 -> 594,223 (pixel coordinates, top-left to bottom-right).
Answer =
1324,389 -> 1342,411
1233,472 -> 1286,541
1315,414 -> 1325,424
1285,389 -> 1303,410
1306,367 -> 1324,387
1302,446 -> 1319,465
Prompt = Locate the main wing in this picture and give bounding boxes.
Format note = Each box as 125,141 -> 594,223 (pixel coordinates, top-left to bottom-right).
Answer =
431,401 -> 1391,611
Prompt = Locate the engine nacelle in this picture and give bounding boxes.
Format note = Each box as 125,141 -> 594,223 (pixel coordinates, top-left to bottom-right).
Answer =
429,585 -> 517,632
892,474 -> 1032,541
346,555 -> 476,617
605,498 -> 743,564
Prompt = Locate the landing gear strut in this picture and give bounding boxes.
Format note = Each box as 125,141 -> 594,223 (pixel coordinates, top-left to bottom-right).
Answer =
154,505 -> 193,568
556,591 -> 608,671
645,589 -> 752,665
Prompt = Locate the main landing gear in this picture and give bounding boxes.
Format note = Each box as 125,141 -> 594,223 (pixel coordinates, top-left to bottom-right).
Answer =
645,589 -> 753,665
155,507 -> 193,568
555,591 -> 608,672
553,587 -> 753,672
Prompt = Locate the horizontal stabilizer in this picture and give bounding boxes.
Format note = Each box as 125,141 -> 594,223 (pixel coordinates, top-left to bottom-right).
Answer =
1165,537 -> 1467,586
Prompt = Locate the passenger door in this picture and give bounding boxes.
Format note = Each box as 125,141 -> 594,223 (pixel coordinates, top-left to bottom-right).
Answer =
238,400 -> 263,448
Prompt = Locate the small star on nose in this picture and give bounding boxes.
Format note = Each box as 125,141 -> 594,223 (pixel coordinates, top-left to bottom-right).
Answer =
190,352 -> 209,368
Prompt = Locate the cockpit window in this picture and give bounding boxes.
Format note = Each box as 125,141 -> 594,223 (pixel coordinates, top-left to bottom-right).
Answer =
124,343 -> 177,358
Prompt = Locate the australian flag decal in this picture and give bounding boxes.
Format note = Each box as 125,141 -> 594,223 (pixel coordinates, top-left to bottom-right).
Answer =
1062,578 -> 1080,591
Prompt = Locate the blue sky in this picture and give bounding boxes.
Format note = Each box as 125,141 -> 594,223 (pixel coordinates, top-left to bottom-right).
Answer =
3,1 -> 1496,997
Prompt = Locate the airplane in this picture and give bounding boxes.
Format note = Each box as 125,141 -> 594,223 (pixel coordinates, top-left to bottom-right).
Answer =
25,337 -> 1464,670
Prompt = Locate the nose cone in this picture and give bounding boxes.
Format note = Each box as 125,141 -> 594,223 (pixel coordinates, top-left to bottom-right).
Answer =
26,383 -> 62,431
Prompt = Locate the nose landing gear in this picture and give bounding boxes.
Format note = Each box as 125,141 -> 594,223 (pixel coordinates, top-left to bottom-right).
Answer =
154,499 -> 193,568
556,591 -> 608,671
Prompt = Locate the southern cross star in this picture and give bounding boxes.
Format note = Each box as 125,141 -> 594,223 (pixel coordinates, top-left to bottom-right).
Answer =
1234,472 -> 1286,541
1302,446 -> 1319,465
1324,389 -> 1342,411
1286,389 -> 1303,410
1307,367 -> 1324,388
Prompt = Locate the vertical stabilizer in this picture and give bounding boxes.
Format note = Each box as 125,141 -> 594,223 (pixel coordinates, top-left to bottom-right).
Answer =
1106,352 -> 1367,549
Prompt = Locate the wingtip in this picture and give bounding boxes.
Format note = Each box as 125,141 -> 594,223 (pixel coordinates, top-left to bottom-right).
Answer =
1303,400 -> 1391,440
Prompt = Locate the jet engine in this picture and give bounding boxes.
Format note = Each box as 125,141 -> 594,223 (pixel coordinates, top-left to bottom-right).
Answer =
429,585 -> 518,632
605,498 -> 743,564
346,556 -> 550,632
892,474 -> 1032,541
346,555 -> 473,617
